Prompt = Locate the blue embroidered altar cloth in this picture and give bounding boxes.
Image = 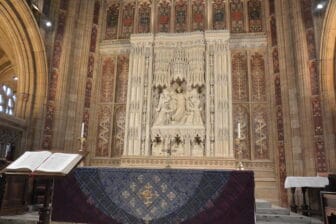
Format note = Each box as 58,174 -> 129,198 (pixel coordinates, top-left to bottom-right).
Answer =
52,167 -> 255,224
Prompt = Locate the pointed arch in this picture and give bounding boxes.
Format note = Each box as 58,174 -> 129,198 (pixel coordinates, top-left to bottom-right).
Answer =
0,0 -> 48,148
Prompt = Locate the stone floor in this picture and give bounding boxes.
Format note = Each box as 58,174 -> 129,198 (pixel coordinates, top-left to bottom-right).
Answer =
0,200 -> 324,224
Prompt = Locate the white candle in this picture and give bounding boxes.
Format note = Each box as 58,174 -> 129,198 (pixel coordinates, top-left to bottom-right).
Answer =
81,122 -> 85,138
237,123 -> 241,139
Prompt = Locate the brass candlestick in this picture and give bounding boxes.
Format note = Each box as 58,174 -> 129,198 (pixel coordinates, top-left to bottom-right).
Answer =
78,137 -> 86,167
235,138 -> 244,170
79,137 -> 86,153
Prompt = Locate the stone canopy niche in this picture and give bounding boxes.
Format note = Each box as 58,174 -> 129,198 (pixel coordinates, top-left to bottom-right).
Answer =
123,31 -> 233,158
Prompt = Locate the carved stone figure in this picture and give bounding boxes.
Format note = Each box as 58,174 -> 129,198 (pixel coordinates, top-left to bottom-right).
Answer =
185,88 -> 203,126
171,87 -> 187,124
125,31 -> 232,158
153,89 -> 172,125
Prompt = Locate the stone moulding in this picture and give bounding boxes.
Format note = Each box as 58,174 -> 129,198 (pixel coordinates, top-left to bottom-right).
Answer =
90,156 -> 274,170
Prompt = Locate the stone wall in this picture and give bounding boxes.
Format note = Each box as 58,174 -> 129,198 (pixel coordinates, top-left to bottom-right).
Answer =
32,0 -> 336,205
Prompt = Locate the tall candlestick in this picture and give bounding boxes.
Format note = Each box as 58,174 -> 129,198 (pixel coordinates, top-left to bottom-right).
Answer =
237,123 -> 241,139
81,122 -> 85,138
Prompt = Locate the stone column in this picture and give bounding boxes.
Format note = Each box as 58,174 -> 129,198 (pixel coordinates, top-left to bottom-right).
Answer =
205,30 -> 233,158
124,34 -> 154,156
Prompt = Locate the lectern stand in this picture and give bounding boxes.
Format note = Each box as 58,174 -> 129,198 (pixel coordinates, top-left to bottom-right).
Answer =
3,152 -> 87,224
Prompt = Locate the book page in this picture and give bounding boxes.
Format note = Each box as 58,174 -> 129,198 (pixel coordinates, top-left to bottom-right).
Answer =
6,151 -> 52,172
36,153 -> 82,174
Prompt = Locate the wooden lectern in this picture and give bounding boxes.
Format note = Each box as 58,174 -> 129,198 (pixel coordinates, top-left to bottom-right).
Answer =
2,151 -> 87,224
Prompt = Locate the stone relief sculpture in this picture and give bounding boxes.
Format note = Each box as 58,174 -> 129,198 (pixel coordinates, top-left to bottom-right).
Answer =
153,86 -> 204,127
124,31 -> 232,159
151,48 -> 209,156
171,87 -> 187,124
153,89 -> 172,126
152,83 -> 206,156
185,88 -> 203,126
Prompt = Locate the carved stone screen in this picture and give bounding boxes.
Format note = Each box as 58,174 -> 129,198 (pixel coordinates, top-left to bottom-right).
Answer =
123,31 -> 233,158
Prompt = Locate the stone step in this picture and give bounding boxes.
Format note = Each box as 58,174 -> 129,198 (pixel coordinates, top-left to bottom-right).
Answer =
256,199 -> 272,209
256,213 -> 323,224
256,207 -> 290,215
0,219 -> 37,224
0,212 -> 38,224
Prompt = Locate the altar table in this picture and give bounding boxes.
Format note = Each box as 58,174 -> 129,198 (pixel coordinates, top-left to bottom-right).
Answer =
285,176 -> 329,215
285,176 -> 329,188
51,168 -> 255,224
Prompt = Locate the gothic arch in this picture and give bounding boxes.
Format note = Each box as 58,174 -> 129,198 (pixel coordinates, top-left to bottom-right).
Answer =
0,1 -> 48,147
320,0 -> 336,169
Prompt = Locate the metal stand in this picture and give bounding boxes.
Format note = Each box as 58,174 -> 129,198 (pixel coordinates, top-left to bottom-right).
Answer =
78,137 -> 86,166
235,138 -> 244,170
79,137 -> 86,153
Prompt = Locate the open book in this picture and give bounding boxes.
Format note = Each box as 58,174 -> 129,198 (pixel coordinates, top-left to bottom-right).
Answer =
5,151 -> 83,175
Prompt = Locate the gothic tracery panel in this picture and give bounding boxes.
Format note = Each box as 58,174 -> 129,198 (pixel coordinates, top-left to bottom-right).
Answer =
95,54 -> 129,157
248,0 -> 263,32
230,0 -> 245,33
100,57 -> 116,103
233,104 -> 250,159
120,2 -> 135,39
175,0 -> 188,33
157,0 -> 171,32
252,105 -> 269,159
232,51 -> 248,101
212,0 -> 226,30
115,55 -> 129,104
112,105 -> 126,156
105,3 -> 119,39
251,52 -> 266,101
191,0 -> 205,31
96,105 -> 112,157
138,1 -> 151,33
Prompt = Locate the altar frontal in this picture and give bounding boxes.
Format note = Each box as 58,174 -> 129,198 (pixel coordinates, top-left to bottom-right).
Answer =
52,167 -> 255,224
